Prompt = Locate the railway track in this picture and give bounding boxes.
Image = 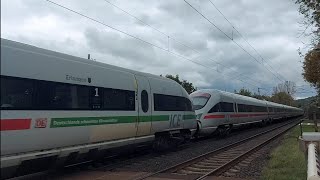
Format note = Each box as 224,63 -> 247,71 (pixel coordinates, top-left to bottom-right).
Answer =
135,119 -> 300,180
8,118 -> 301,180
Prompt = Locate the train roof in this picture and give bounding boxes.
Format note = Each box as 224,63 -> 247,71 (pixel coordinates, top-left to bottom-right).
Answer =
192,89 -> 302,110
0,38 -> 178,85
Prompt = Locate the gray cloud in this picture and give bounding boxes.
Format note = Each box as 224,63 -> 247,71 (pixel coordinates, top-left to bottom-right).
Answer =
1,0 -> 317,99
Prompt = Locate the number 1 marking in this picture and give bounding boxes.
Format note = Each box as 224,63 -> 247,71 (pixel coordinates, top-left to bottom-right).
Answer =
95,88 -> 99,97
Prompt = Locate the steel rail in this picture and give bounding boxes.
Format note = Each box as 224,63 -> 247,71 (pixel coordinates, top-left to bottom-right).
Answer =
135,117 -> 302,180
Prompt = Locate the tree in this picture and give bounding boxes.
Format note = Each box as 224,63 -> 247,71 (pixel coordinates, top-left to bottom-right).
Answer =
271,82 -> 297,106
273,81 -> 296,96
295,0 -> 320,106
162,74 -> 197,94
295,0 -> 320,47
236,88 -> 253,97
271,92 -> 296,106
235,88 -> 272,100
303,47 -> 320,96
253,93 -> 271,101
303,47 -> 320,106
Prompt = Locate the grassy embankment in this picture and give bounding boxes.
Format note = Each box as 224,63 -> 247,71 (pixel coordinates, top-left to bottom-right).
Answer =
261,124 -> 315,180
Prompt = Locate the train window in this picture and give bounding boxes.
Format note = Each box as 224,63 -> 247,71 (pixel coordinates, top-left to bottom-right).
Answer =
246,105 -> 253,112
90,87 -> 102,109
1,75 -> 135,110
238,104 -> 247,112
191,94 -> 211,110
154,94 -> 185,111
36,81 -> 90,109
208,103 -> 221,113
238,104 -> 246,112
220,102 -> 234,112
141,90 -> 148,112
184,98 -> 193,111
103,88 -> 135,111
1,76 -> 34,109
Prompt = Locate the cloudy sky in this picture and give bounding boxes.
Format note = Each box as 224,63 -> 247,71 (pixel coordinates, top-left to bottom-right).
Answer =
1,0 -> 317,99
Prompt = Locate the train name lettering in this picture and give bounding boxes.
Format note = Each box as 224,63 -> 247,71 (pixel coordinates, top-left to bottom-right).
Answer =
66,75 -> 87,83
169,114 -> 182,128
35,118 -> 47,128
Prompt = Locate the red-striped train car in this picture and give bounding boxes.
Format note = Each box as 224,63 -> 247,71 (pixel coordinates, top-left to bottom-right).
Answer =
190,89 -> 303,136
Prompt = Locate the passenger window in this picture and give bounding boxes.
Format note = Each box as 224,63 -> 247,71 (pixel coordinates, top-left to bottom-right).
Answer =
185,98 -> 193,111
209,103 -> 221,113
220,102 -> 234,112
103,88 -> 135,110
141,90 -> 148,112
1,76 -> 34,109
153,94 -> 186,111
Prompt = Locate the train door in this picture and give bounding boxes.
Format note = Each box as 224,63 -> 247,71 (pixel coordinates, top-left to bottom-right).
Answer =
231,97 -> 237,124
135,75 -> 152,137
221,96 -> 234,124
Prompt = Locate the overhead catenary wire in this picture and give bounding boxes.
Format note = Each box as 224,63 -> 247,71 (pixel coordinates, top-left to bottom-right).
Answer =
207,0 -> 287,82
102,0 -> 263,86
103,0 -> 198,54
183,0 -> 284,83
46,0 -> 260,89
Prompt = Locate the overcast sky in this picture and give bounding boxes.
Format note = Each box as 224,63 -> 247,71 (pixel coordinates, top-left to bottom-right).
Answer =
1,0 -> 317,99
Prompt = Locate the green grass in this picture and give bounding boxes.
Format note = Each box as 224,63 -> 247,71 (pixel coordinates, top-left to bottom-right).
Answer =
261,126 -> 307,180
301,124 -> 317,132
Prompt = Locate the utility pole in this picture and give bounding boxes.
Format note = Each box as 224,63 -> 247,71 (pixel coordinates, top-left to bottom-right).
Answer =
285,80 -> 289,94
258,88 -> 261,96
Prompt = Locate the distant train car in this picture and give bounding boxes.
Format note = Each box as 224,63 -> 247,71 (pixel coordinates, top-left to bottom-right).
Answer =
0,39 -> 197,178
190,89 -> 303,136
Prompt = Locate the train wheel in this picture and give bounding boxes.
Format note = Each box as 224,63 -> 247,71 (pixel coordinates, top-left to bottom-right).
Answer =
217,125 -> 231,137
259,120 -> 267,127
153,136 -> 170,152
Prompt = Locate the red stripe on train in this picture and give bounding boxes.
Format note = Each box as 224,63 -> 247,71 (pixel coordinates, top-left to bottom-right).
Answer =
230,114 -> 249,118
204,115 -> 225,119
0,119 -> 32,131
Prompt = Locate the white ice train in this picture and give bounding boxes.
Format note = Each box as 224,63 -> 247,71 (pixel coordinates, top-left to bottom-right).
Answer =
0,39 -> 197,178
190,89 -> 303,136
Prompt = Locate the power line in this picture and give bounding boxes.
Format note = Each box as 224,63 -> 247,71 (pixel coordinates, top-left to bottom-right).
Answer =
46,0 -> 260,88
102,0 -> 264,86
207,0 -> 287,82
183,0 -> 284,83
103,0 -> 199,54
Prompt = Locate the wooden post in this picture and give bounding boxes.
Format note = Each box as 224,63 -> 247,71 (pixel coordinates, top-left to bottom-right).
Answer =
313,111 -> 318,132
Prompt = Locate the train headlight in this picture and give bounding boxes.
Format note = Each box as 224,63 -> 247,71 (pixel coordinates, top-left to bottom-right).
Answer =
196,113 -> 203,120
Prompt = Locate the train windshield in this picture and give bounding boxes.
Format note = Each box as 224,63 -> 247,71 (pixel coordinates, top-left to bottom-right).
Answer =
191,93 -> 211,110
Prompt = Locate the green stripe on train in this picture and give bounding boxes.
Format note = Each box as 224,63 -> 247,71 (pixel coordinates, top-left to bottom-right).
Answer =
183,114 -> 196,120
50,114 -> 194,128
138,115 -> 169,122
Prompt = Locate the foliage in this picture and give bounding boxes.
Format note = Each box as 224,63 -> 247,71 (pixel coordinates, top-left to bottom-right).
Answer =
273,81 -> 296,96
302,49 -> 320,99
253,93 -> 271,101
235,88 -> 272,100
295,0 -> 320,47
162,74 -> 197,94
270,81 -> 297,106
271,92 -> 296,106
295,95 -> 318,108
235,88 -> 252,97
295,0 -> 320,106
234,84 -> 297,106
